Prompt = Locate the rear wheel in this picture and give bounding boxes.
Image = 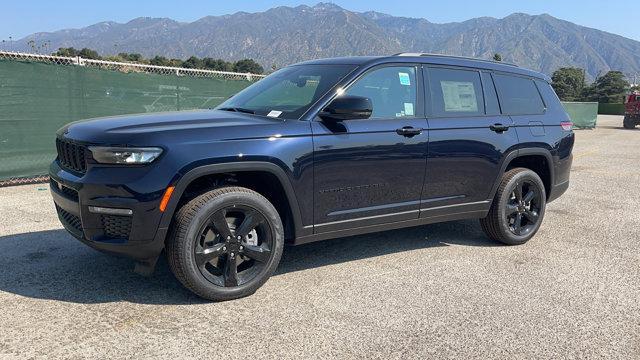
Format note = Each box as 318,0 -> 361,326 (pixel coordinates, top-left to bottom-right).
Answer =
166,186 -> 284,301
480,168 -> 546,245
623,115 -> 637,129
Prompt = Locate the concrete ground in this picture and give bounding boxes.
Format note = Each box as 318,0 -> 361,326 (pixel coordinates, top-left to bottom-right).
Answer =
0,115 -> 638,359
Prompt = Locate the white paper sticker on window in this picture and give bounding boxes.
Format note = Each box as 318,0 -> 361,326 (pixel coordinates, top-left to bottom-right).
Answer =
404,103 -> 414,116
398,72 -> 411,86
267,110 -> 283,118
441,81 -> 478,112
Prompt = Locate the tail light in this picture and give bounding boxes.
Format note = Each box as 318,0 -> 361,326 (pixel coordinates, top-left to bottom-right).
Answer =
560,121 -> 573,131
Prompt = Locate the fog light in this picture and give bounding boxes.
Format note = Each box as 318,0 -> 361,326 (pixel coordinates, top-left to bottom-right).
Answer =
88,206 -> 133,216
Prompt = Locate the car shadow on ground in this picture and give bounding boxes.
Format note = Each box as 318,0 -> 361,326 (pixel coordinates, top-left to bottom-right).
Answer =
0,220 -> 500,305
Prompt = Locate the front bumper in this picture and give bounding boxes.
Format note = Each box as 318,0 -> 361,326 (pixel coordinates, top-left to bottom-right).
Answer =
49,160 -> 169,260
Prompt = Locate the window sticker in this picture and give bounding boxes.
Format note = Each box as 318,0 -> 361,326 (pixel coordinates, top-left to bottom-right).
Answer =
267,110 -> 283,118
398,72 -> 411,86
404,103 -> 415,116
440,81 -> 478,112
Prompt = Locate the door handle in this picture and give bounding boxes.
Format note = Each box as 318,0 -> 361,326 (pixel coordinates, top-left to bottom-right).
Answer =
489,123 -> 510,133
396,126 -> 423,137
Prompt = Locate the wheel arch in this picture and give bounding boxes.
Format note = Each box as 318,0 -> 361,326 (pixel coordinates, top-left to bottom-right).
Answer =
490,148 -> 555,201
158,161 -> 307,242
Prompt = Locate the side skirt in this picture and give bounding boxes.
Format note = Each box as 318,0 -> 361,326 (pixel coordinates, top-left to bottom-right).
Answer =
294,201 -> 490,245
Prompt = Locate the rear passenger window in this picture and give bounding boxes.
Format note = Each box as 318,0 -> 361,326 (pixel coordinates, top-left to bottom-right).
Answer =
428,68 -> 485,117
493,74 -> 545,115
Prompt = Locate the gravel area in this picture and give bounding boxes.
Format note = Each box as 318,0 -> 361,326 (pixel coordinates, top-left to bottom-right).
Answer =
0,115 -> 638,359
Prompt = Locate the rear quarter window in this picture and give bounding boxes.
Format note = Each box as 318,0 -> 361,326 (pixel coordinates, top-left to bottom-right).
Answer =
493,74 -> 546,115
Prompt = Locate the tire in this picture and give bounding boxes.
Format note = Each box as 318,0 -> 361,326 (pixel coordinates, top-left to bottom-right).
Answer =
623,115 -> 637,129
166,186 -> 284,301
480,168 -> 547,245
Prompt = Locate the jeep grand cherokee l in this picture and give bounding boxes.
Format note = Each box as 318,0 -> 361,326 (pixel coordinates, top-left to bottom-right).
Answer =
50,53 -> 574,300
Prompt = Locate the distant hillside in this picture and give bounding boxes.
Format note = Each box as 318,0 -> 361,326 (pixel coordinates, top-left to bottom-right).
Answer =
8,2 -> 640,80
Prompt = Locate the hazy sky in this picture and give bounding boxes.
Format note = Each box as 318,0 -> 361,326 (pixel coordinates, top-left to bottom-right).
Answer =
0,1 -> 631,41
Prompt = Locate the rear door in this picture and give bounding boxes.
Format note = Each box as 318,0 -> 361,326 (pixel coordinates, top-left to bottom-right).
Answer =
421,66 -> 519,218
311,64 -> 428,233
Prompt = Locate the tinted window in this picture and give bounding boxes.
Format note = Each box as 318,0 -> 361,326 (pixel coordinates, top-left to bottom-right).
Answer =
428,68 -> 485,117
218,64 -> 355,119
481,72 -> 501,116
493,74 -> 545,115
345,66 -> 417,119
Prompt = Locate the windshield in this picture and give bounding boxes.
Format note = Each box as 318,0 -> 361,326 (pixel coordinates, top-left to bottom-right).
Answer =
217,64 -> 356,119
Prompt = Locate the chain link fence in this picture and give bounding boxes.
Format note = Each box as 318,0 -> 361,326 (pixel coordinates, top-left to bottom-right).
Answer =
0,51 -> 264,187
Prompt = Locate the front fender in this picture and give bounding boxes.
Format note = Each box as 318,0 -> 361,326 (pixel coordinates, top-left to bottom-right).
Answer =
155,161 -> 308,241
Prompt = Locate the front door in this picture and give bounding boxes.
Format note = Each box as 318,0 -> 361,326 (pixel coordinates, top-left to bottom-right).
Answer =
311,65 -> 428,233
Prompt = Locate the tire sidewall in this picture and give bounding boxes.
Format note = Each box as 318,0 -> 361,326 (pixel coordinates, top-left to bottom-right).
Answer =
178,191 -> 284,300
496,170 -> 547,244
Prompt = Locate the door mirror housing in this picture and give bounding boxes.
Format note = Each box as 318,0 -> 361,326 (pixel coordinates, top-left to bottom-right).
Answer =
319,96 -> 372,122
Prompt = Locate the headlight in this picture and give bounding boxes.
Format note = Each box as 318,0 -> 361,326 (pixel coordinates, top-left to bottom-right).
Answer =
89,146 -> 163,164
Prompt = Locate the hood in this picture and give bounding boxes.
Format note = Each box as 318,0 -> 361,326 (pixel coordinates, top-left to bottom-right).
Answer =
58,109 -> 287,145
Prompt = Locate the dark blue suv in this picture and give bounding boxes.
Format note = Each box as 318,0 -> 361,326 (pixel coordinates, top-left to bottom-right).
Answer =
50,54 -> 574,300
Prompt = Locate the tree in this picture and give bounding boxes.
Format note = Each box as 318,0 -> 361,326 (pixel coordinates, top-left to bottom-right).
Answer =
492,53 -> 502,62
117,52 -> 143,62
233,59 -> 264,74
78,48 -> 101,59
53,47 -> 79,57
551,67 -> 585,101
181,56 -> 204,69
202,58 -> 233,71
149,55 -> 171,66
583,71 -> 629,103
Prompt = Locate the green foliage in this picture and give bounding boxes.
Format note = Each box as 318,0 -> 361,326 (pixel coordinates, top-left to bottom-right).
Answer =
583,71 -> 629,103
492,53 -> 502,62
181,56 -> 203,69
551,67 -> 585,101
202,58 -> 234,72
53,47 -> 102,60
117,53 -> 144,62
233,59 -> 264,74
53,47 -> 79,57
78,48 -> 101,60
49,47 -> 265,74
149,56 -> 172,66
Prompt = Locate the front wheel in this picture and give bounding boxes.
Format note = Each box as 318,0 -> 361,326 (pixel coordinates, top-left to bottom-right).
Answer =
480,168 -> 547,245
166,186 -> 284,301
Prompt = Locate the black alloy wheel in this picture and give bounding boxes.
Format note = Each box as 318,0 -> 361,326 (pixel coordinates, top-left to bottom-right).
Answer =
480,168 -> 547,245
194,205 -> 273,288
167,186 -> 284,301
504,180 -> 542,237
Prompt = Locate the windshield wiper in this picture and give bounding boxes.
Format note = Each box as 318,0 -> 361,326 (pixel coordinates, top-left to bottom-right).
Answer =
218,107 -> 255,114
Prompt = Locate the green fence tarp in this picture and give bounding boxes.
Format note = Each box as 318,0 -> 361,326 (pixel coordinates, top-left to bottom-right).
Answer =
598,103 -> 625,115
561,102 -> 598,129
0,59 -> 253,180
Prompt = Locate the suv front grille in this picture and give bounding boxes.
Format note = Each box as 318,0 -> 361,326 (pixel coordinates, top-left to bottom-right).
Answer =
55,205 -> 83,235
56,138 -> 87,173
101,215 -> 132,239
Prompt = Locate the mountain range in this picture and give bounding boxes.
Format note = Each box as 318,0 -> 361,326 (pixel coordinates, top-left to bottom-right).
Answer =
7,3 -> 640,80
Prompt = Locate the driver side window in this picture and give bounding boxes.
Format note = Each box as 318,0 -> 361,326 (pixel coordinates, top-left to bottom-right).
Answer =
344,66 -> 417,119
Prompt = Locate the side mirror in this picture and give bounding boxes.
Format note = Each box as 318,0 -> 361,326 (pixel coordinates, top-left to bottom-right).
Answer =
319,95 -> 372,122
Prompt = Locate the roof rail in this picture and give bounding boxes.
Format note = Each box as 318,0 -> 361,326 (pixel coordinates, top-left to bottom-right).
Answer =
392,52 -> 519,67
